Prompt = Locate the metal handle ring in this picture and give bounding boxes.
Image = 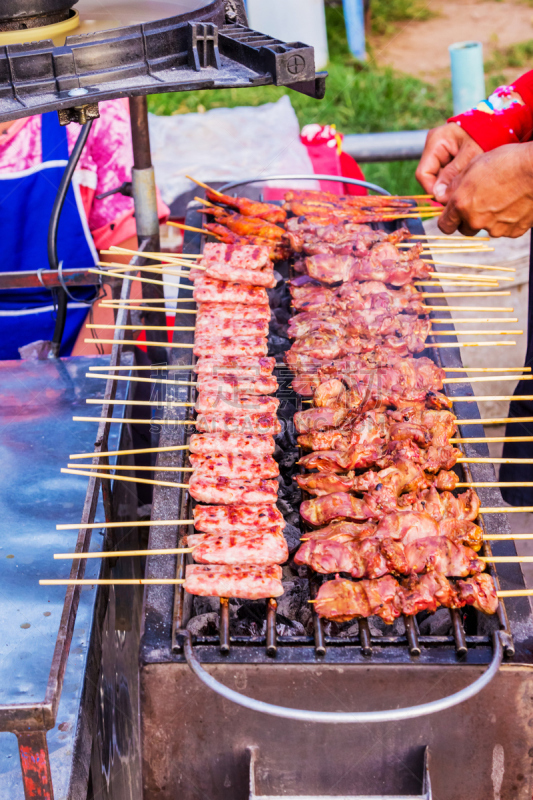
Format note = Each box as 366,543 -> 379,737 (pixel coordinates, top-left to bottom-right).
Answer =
178,629 -> 504,723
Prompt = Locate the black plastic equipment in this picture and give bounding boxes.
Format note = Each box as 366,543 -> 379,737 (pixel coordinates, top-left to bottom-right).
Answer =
0,0 -> 325,123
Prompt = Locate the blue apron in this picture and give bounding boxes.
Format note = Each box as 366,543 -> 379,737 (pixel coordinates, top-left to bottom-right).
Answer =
0,112 -> 98,359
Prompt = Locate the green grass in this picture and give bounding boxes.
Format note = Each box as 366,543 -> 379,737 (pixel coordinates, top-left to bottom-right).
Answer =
370,0 -> 437,36
148,6 -> 452,195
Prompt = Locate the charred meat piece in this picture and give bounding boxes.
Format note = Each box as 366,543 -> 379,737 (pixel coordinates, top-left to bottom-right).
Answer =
194,356 -> 275,377
200,207 -> 287,242
296,534 -> 483,579
188,475 -> 278,505
195,412 -> 281,435
197,302 -> 271,320
193,335 -> 268,358
195,393 -> 279,415
193,276 -> 270,305
455,573 -> 499,614
193,504 -> 284,533
189,453 -> 279,479
201,241 -> 274,269
189,432 -> 276,456
198,262 -> 277,288
187,531 -> 288,566
195,316 -> 270,337
196,374 -> 278,396
185,564 -> 284,599
314,573 -> 498,623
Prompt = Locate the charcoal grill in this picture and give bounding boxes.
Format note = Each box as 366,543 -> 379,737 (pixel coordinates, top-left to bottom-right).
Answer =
131,181 -> 533,800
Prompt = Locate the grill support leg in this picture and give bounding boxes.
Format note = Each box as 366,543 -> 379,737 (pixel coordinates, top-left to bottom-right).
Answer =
129,95 -> 167,361
16,731 -> 54,800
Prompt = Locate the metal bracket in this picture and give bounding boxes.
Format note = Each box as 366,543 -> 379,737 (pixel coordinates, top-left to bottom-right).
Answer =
248,745 -> 432,799
57,102 -> 100,126
188,23 -> 222,71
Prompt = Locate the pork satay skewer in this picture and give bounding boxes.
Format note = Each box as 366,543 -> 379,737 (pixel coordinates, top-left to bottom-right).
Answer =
40,565 -> 284,596
88,323 -> 522,336
87,338 -> 516,349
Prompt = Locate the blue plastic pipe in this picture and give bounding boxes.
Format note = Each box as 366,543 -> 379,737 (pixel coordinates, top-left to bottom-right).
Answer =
449,41 -> 486,115
342,0 -> 366,61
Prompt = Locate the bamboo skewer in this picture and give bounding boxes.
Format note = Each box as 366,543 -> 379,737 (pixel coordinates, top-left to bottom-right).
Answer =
88,268 -> 194,291
442,366 -> 529,371
84,338 -> 195,349
460,484 -> 533,489
420,292 -> 511,297
415,281 -> 500,287
99,304 -> 190,313
66,462 -> 194,471
107,246 -> 201,260
426,342 -> 516,348
85,399 -> 195,408
86,372 -> 195,386
453,395 -> 533,402
167,221 -> 212,235
56,519 -> 194,530
73,417 -> 196,425
457,457 -> 533,464
423,306 -> 513,312
423,259 -> 515,273
97,260 -> 197,275
444,374 -> 532,383
54,547 -> 193,559
432,331 -> 521,336
452,437 -> 533,443
70,445 -> 190,459
39,579 -> 533,593
411,235 -> 491,241
431,318 -> 518,324
456,417 -> 533,425
87,323 -> 195,332
482,508 -> 533,514
40,579 -> 186,586
87,365 -> 195,372
61,467 -> 189,487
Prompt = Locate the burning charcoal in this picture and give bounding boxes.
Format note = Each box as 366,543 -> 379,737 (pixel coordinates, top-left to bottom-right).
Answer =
338,621 -> 359,638
277,496 -> 296,520
274,618 -> 306,637
418,608 -> 453,637
283,523 -> 301,555
268,333 -> 291,356
300,606 -> 313,634
277,449 -> 299,471
193,595 -> 221,616
276,578 -> 309,620
186,612 -> 220,637
368,619 -> 384,637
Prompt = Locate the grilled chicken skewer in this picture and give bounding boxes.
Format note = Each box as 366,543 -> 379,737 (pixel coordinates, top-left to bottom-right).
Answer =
313,573 -> 498,623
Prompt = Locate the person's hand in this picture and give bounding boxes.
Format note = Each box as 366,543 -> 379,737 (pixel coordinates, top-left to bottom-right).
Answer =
438,142 -> 533,238
415,123 -> 483,203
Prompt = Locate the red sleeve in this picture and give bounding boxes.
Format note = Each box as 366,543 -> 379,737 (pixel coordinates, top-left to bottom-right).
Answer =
447,70 -> 533,152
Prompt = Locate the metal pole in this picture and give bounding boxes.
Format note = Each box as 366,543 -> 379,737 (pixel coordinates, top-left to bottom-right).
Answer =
128,96 -> 167,359
342,0 -> 366,61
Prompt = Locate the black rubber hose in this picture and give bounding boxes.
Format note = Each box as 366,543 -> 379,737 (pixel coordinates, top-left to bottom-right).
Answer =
48,118 -> 94,357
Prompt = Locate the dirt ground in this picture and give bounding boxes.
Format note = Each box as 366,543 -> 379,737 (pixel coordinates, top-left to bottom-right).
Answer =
373,0 -> 533,82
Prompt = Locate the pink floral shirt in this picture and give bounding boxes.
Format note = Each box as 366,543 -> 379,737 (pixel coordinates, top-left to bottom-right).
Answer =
0,98 -> 168,249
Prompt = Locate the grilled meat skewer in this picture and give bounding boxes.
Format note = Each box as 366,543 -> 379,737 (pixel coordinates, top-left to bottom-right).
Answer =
188,530 -> 289,565
313,573 -> 498,624
185,564 -> 284,599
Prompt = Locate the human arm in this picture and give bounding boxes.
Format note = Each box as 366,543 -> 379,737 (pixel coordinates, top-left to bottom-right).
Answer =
416,71 -> 533,202
437,141 -> 533,238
